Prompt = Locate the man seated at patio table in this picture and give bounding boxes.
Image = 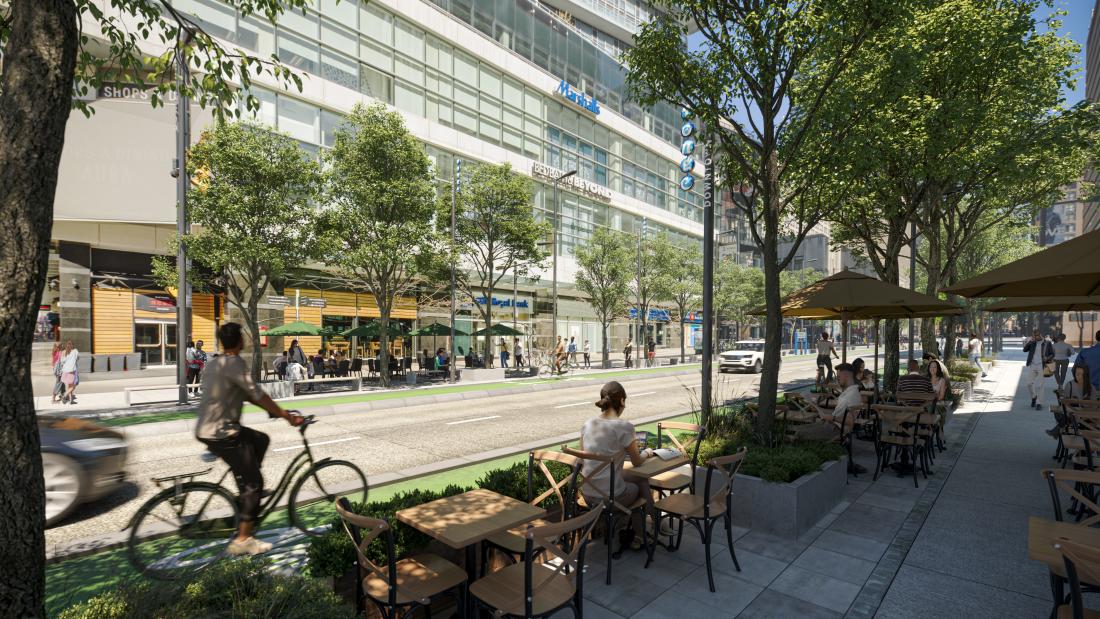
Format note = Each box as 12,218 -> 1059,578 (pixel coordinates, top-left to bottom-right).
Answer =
791,362 -> 860,444
898,360 -> 935,399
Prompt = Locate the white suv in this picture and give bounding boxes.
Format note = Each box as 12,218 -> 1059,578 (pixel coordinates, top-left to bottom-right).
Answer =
719,340 -> 766,373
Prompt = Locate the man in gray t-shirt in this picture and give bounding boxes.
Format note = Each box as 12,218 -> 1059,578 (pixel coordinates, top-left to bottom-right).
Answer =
196,322 -> 302,557
1051,333 -> 1074,387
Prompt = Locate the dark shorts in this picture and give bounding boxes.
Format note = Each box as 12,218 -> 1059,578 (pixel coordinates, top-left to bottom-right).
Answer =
816,354 -> 831,368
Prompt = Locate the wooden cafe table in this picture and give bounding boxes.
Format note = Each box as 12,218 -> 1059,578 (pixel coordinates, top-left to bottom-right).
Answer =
397,488 -> 545,616
623,453 -> 691,479
1027,516 -> 1100,616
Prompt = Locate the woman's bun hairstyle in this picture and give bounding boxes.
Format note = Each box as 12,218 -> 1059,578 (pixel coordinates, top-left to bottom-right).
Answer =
595,381 -> 627,413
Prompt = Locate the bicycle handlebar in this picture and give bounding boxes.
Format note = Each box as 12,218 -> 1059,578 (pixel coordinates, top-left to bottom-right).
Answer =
288,411 -> 316,433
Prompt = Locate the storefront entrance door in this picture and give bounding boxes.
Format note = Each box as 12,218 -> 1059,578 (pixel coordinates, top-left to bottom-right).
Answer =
135,321 -> 178,366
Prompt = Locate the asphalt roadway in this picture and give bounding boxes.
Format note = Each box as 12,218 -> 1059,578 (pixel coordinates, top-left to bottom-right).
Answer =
45,354 -> 842,554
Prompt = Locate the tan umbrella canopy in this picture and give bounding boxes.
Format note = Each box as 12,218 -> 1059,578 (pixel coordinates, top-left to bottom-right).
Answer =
751,270 -> 964,379
944,228 -> 1100,298
983,296 -> 1100,313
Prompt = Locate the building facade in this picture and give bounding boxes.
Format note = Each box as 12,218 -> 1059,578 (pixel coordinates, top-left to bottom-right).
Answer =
1086,0 -> 1100,234
41,0 -> 705,367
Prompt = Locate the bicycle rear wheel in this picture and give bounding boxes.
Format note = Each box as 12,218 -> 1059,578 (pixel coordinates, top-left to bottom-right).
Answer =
127,482 -> 239,580
288,460 -> 368,535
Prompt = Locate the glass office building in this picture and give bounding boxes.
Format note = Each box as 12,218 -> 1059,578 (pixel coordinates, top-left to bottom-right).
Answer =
47,0 -> 703,362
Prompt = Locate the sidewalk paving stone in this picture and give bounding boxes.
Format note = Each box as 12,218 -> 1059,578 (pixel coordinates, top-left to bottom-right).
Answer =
739,588 -> 842,619
875,564 -> 1050,619
769,565 -> 862,614
793,547 -> 877,585
811,529 -> 889,563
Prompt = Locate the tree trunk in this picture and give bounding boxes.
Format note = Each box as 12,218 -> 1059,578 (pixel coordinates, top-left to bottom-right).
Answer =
756,151 -> 782,438
484,278 -> 494,369
378,295 -> 391,387
601,320 -> 610,368
0,1 -> 78,614
680,315 -> 686,364
246,298 -> 263,382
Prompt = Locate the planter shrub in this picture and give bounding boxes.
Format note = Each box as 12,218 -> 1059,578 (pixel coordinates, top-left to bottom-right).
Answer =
474,460 -> 572,506
59,558 -> 355,619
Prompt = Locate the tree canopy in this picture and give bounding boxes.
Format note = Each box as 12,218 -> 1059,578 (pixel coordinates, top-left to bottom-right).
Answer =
575,227 -> 634,367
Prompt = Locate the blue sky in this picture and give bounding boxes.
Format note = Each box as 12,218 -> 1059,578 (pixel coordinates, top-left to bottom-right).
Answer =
1041,0 -> 1093,104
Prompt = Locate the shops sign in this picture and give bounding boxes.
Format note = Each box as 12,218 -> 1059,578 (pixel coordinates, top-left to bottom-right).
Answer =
629,308 -> 671,322
300,297 -> 327,308
531,162 -> 612,202
136,292 -> 176,313
555,79 -> 600,115
266,295 -> 292,306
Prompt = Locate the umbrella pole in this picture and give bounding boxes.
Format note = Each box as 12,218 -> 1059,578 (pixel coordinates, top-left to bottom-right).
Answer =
842,319 -> 848,363
874,319 -> 880,393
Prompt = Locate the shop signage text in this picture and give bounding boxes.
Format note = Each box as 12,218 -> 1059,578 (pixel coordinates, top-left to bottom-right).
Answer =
475,296 -> 530,309
531,162 -> 612,202
555,79 -> 600,115
136,292 -> 176,313
266,295 -> 292,306
629,308 -> 671,322
300,297 -> 327,308
96,83 -> 178,103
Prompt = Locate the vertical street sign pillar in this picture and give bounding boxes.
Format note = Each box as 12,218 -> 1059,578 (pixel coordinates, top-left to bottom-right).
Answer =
175,49 -> 191,405
701,150 -> 715,424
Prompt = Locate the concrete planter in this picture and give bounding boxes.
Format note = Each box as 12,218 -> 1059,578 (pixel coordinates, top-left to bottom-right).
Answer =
951,380 -> 973,403
124,353 -> 142,371
729,457 -> 847,538
76,355 -> 92,374
108,354 -> 125,372
92,355 -> 109,373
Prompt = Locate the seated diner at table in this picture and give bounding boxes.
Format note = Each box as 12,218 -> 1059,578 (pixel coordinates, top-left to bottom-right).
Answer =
927,358 -> 948,401
790,362 -> 859,444
579,380 -> 655,550
435,347 -> 448,370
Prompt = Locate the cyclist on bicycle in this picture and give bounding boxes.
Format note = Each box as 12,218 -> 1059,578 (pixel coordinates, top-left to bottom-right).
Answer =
554,335 -> 567,373
195,322 -> 303,556
815,331 -> 840,387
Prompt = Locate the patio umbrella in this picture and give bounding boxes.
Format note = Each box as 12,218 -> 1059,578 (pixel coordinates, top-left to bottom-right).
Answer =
982,296 -> 1100,313
944,228 -> 1100,298
408,323 -> 469,337
265,321 -> 333,337
342,322 -> 408,338
750,270 -> 964,381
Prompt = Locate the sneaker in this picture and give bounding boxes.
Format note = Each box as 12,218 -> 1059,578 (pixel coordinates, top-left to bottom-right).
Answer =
227,537 -> 273,556
1031,397 -> 1037,408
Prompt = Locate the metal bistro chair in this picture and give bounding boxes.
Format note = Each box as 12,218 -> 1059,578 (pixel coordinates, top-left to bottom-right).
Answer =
561,445 -> 650,586
349,358 -> 363,379
366,358 -> 378,381
263,361 -> 275,381
337,359 -> 351,378
894,390 -> 940,464
481,450 -> 581,573
871,404 -> 930,488
470,507 -> 602,619
651,448 -> 747,592
1043,468 -> 1100,526
311,357 -> 326,379
334,497 -> 468,619
1054,538 -> 1100,619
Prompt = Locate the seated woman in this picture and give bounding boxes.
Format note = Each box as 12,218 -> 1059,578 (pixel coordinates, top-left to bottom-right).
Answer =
928,359 -> 948,402
579,381 -> 654,550
435,347 -> 448,371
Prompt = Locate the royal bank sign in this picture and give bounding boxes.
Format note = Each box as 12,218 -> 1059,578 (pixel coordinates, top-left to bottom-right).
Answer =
532,162 -> 612,202
555,79 -> 600,115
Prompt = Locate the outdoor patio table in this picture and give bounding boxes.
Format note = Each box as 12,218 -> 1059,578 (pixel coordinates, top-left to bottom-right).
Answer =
1027,516 -> 1100,616
623,454 -> 691,479
396,488 -> 545,617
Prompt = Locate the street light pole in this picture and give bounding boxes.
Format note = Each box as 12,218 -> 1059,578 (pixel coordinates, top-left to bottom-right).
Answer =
908,220 -> 916,362
551,169 -> 576,348
450,158 -> 461,382
174,42 -> 192,405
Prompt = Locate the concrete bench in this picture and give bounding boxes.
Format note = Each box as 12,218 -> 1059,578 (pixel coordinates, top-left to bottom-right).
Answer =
124,384 -> 191,406
292,375 -> 361,395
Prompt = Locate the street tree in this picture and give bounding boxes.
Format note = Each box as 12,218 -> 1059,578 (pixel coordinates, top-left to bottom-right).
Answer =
0,1 -> 307,611
630,233 -> 676,356
624,0 -> 900,433
830,0 -> 1095,384
668,243 -> 703,363
155,122 -> 323,381
714,259 -> 765,343
450,163 -> 549,366
323,104 -> 446,386
575,228 -> 634,368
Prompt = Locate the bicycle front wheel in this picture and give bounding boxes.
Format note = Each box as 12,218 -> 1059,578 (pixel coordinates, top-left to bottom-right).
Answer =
289,460 -> 368,535
538,362 -> 553,378
127,482 -> 239,580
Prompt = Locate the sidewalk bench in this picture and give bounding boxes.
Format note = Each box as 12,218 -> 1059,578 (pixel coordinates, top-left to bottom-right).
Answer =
124,384 -> 192,406
293,376 -> 361,395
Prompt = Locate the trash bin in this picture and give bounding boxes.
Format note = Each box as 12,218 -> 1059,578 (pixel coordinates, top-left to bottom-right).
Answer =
125,353 -> 142,371
92,354 -> 109,373
108,354 -> 125,372
669,358 -> 678,365
406,372 -> 418,386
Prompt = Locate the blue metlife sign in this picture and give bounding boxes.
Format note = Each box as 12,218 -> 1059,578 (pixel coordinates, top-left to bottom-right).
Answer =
556,79 -> 600,115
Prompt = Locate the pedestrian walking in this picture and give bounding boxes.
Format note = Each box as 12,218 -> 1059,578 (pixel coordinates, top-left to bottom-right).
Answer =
1023,329 -> 1054,410
567,336 -> 578,366
967,332 -> 987,378
514,338 -> 524,367
623,338 -> 633,368
50,342 -> 63,404
646,337 -> 656,367
583,339 -> 591,368
1052,333 -> 1073,386
59,340 -> 80,405
499,338 -> 509,368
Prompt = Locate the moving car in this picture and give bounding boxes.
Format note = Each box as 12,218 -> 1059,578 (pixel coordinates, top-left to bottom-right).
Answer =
40,416 -> 127,526
719,340 -> 768,373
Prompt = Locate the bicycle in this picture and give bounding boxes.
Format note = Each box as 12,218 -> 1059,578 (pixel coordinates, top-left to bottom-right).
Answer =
126,413 -> 367,580
536,353 -> 577,378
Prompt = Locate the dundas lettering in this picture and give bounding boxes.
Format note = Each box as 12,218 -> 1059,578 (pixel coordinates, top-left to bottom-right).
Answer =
555,79 -> 600,115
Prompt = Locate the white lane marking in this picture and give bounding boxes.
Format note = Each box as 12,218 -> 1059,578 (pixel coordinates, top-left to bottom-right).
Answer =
555,391 -> 659,409
273,436 -> 361,452
446,415 -> 501,425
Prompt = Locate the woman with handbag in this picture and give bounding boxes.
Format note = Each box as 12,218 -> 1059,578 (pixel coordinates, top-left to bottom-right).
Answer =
50,343 -> 64,404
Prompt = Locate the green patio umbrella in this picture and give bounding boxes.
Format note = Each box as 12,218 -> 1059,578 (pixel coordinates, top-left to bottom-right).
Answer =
471,323 -> 525,337
265,321 -> 333,337
342,322 -> 408,338
408,323 -> 469,337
